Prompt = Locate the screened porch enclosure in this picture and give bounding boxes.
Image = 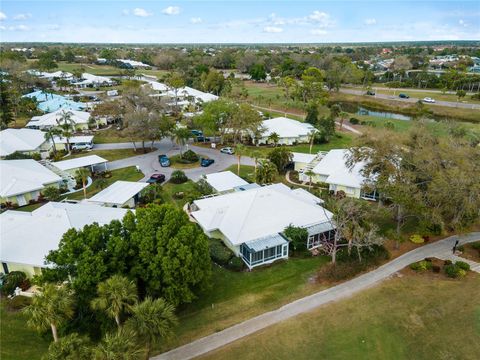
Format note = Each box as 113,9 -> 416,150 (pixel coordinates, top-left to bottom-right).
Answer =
240,234 -> 289,269
306,222 -> 336,250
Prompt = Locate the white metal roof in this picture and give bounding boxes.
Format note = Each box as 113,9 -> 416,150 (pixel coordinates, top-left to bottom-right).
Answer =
0,202 -> 128,267
52,155 -> 108,171
53,135 -> 94,144
260,117 -> 316,139
167,86 -> 219,103
87,181 -> 148,206
0,128 -> 48,157
291,152 -> 316,164
204,171 -> 248,193
27,109 -> 91,128
192,183 -> 333,246
244,233 -> 288,252
312,149 -> 366,189
0,159 -> 61,197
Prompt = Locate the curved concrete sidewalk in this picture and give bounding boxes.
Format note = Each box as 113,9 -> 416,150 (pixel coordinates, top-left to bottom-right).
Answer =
153,232 -> 480,360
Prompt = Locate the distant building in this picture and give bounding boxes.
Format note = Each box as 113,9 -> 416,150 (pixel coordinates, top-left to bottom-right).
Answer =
256,117 -> 316,146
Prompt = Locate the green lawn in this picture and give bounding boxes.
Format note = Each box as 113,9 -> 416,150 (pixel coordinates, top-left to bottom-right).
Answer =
15,203 -> 44,212
1,300 -> 51,360
64,166 -> 144,201
201,273 -> 480,360
374,88 -> 480,105
67,148 -> 153,162
223,164 -> 256,182
155,255 -> 330,354
56,62 -> 124,76
93,129 -> 137,144
160,180 -> 198,208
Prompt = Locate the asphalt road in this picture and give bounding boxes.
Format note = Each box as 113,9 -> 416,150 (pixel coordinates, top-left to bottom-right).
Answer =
96,139 -> 254,181
340,88 -> 480,110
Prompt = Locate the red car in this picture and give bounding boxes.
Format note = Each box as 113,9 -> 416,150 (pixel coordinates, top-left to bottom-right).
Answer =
147,173 -> 166,184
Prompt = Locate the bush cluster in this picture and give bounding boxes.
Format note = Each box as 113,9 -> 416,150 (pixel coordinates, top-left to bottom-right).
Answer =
1,271 -> 30,295
170,170 -> 188,184
409,234 -> 425,244
181,150 -> 199,163
349,117 -> 360,124
410,260 -> 432,271
209,239 -> 233,265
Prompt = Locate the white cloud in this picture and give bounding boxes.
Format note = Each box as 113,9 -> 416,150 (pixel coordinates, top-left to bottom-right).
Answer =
162,6 -> 181,16
9,25 -> 30,31
0,25 -> 5,30
459,19 -> 467,27
311,29 -> 327,35
0,11 -> 6,21
13,13 -> 32,20
308,11 -> 332,27
133,8 -> 153,17
190,17 -> 202,24
47,24 -> 60,30
264,26 -> 283,33
364,18 -> 377,25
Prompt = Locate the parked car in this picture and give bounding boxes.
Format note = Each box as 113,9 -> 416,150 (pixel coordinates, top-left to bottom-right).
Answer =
399,93 -> 410,99
146,173 -> 165,184
158,154 -> 170,167
422,97 -> 436,103
71,143 -> 93,151
220,147 -> 235,155
195,136 -> 211,142
366,90 -> 376,96
191,129 -> 203,136
200,158 -> 215,167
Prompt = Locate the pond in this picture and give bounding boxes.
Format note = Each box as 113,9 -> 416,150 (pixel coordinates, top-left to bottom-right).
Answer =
338,102 -> 412,121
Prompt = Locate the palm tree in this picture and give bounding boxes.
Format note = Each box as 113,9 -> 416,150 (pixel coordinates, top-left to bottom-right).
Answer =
23,283 -> 74,342
94,328 -> 143,360
234,144 -> 246,176
305,170 -> 315,190
256,159 -> 278,184
338,111 -> 349,131
75,167 -> 91,199
125,297 -> 177,360
56,110 -> 75,154
249,149 -> 263,179
308,130 -> 316,154
267,132 -> 280,147
171,128 -> 190,156
44,127 -> 62,157
91,275 -> 138,328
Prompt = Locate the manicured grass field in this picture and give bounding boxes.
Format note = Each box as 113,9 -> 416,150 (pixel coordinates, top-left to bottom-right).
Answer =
0,300 -> 51,360
374,88 -> 480,105
56,62 -> 124,76
155,255 -> 330,354
161,180 -> 198,208
64,166 -> 144,200
15,203 -> 44,212
201,273 -> 480,360
67,148 -> 153,162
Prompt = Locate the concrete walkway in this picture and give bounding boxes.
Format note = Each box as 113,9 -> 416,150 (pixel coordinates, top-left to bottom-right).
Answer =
152,232 -> 480,360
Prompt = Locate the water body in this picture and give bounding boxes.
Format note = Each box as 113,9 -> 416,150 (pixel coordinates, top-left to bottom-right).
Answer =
356,107 -> 412,121
338,102 -> 413,121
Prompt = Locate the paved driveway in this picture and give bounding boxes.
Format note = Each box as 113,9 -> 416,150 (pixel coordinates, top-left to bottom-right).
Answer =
97,139 -> 254,181
152,232 -> 480,360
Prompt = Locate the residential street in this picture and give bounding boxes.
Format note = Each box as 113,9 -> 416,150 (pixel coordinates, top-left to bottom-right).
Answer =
96,139 -> 255,181
152,232 -> 480,360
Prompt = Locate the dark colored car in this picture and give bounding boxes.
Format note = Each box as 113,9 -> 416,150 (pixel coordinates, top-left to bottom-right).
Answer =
366,90 -> 376,96
191,129 -> 203,136
195,136 -> 211,142
399,93 -> 410,99
158,154 -> 170,167
147,173 -> 166,183
200,158 -> 215,167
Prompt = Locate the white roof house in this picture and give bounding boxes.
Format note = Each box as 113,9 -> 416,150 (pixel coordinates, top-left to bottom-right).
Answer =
73,73 -> 114,87
144,79 -> 169,92
291,152 -> 316,164
257,117 -> 316,145
191,183 -> 334,268
26,109 -> 91,129
0,159 -> 62,198
117,59 -> 150,68
295,149 -> 372,199
87,181 -> 148,207
168,86 -> 219,103
204,171 -> 248,193
0,202 -> 128,270
0,128 -> 50,157
53,135 -> 94,145
52,155 -> 108,172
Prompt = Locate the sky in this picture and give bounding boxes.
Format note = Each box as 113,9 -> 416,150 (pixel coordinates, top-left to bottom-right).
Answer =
0,1 -> 479,43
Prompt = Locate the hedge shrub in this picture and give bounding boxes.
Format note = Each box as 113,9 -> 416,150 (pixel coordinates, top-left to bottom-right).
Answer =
444,264 -> 466,278
455,261 -> 470,271
209,239 -> 233,265
410,260 -> 432,271
410,234 -> 425,244
227,257 -> 244,272
170,170 -> 188,184
181,150 -> 199,162
1,271 -> 28,295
